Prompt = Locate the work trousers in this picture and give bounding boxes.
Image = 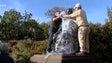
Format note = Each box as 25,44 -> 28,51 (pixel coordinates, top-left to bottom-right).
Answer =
78,26 -> 90,53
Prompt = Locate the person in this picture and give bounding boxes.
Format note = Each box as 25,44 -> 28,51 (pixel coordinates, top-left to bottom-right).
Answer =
46,11 -> 62,54
66,8 -> 73,15
0,44 -> 16,63
61,3 -> 90,56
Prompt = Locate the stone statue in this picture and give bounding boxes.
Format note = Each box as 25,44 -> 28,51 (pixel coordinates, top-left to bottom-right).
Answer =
53,18 -> 79,55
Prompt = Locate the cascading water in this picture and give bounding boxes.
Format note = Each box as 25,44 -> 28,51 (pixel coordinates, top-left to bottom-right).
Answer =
54,18 -> 79,55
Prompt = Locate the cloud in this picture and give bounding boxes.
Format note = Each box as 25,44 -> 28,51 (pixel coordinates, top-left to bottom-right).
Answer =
9,0 -> 25,12
0,0 -> 26,15
0,3 -> 7,7
13,1 -> 23,8
0,2 -> 8,15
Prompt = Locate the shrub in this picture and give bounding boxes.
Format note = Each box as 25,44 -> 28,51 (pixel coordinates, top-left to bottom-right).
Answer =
11,39 -> 48,63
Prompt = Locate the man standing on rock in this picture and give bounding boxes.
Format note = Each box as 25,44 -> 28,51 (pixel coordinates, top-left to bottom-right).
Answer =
60,3 -> 90,56
46,11 -> 62,54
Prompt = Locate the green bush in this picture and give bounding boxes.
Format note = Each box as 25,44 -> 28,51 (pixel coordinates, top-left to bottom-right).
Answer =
89,22 -> 112,63
11,39 -> 48,63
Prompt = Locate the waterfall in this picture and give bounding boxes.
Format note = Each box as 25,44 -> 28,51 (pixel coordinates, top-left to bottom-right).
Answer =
54,18 -> 79,55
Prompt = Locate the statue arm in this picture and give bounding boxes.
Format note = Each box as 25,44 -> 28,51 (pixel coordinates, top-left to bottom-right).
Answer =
70,10 -> 82,18
61,14 -> 71,18
61,11 -> 79,19
52,16 -> 60,21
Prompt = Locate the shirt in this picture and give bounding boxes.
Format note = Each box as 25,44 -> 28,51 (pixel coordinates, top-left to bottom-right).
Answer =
70,9 -> 88,27
0,54 -> 15,63
51,16 -> 62,29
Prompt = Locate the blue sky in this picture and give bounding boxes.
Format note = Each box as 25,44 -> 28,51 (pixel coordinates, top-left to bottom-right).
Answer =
0,0 -> 112,24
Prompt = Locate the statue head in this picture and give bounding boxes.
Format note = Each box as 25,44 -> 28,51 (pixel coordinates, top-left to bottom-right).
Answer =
74,3 -> 82,10
66,8 -> 73,15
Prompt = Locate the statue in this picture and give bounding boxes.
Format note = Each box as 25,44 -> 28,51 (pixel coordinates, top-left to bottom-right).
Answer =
52,8 -> 79,55
54,18 -> 79,55
46,8 -> 79,55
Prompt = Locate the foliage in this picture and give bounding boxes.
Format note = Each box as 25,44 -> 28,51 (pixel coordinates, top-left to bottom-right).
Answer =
0,9 -> 21,40
89,7 -> 112,63
0,9 -> 50,41
39,22 -> 50,39
107,7 -> 112,21
45,6 -> 65,17
10,39 -> 48,63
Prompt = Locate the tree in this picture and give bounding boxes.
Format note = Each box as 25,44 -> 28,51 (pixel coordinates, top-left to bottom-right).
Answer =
88,7 -> 112,63
0,15 -> 1,23
107,7 -> 112,22
25,19 -> 40,40
0,9 -> 47,41
19,11 -> 33,39
39,22 -> 50,39
17,11 -> 45,40
45,6 -> 65,17
0,15 -> 2,18
0,9 -> 21,40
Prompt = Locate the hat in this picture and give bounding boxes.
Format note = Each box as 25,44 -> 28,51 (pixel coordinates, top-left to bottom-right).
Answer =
74,3 -> 81,8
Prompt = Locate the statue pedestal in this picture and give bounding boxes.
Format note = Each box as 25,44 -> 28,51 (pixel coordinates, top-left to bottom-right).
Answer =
30,54 -> 97,63
62,54 -> 97,63
30,54 -> 62,63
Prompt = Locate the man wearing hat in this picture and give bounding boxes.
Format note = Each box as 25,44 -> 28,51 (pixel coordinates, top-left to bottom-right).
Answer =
61,3 -> 90,56
0,44 -> 16,63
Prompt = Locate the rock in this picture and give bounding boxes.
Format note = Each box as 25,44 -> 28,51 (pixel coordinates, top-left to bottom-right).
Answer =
30,54 -> 62,63
54,19 -> 79,55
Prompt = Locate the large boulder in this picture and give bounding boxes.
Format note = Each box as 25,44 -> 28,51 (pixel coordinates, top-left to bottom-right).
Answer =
54,19 -> 79,55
